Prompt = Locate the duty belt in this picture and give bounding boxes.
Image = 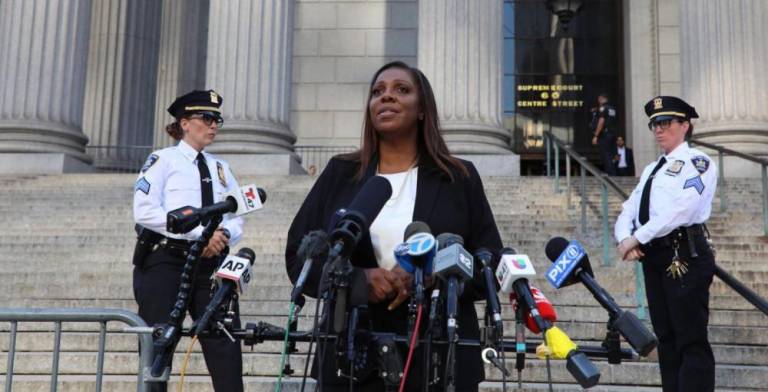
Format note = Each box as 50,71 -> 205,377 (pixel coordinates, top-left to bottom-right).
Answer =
158,237 -> 194,257
646,224 -> 705,249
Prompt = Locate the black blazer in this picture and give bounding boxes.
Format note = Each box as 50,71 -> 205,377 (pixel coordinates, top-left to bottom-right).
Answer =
616,147 -> 635,176
285,155 -> 503,389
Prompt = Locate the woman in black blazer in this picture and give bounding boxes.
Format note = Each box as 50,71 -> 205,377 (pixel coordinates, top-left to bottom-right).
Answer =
285,61 -> 503,391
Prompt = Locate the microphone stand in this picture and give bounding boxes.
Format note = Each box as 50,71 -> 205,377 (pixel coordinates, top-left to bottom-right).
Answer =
514,305 -> 526,389
148,215 -> 222,381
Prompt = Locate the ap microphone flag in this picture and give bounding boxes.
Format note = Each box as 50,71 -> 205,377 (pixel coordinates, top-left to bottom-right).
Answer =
215,253 -> 253,294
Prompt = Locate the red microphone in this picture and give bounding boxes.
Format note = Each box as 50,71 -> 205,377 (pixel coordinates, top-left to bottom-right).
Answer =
510,285 -> 557,334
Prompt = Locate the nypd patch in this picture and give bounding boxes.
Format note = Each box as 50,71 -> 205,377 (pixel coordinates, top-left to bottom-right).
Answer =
135,177 -> 151,194
692,156 -> 710,174
665,160 -> 685,176
684,176 -> 705,195
141,154 -> 159,173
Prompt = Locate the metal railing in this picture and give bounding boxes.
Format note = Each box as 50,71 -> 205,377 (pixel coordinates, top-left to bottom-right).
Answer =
85,145 -> 153,173
294,145 -> 357,176
545,131 -> 768,320
0,308 -> 152,392
688,138 -> 768,236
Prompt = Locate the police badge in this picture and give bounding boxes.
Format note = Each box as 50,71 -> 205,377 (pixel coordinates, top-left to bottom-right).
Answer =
665,160 -> 685,176
217,161 -> 227,187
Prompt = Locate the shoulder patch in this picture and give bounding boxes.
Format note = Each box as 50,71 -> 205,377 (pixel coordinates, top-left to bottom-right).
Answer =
684,175 -> 705,195
664,160 -> 685,176
216,161 -> 227,187
599,106 -> 605,113
135,177 -> 151,194
691,156 -> 710,174
141,154 -> 159,173
608,108 -> 616,116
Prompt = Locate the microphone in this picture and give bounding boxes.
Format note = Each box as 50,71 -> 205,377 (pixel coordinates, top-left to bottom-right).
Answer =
290,230 -> 330,303
497,247 -> 601,388
193,248 -> 256,336
328,176 -> 392,260
433,233 -> 473,342
474,248 -> 504,336
537,326 -> 601,389
394,221 -> 437,274
395,221 -> 437,306
167,184 -> 266,234
510,285 -> 557,334
545,237 -> 658,357
328,176 -> 391,334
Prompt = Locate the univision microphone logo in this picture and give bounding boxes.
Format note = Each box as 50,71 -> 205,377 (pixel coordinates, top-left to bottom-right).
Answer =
511,256 -> 528,270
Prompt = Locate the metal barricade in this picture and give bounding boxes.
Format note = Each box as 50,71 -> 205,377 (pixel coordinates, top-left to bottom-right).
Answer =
0,308 -> 152,392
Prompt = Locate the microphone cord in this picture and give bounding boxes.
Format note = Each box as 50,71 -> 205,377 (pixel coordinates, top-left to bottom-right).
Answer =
398,303 -> 423,392
177,335 -> 198,392
275,302 -> 297,392
301,261 -> 331,392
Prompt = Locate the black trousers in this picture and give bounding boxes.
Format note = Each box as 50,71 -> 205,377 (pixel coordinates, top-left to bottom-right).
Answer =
133,247 -> 244,392
598,132 -> 617,176
640,235 -> 715,392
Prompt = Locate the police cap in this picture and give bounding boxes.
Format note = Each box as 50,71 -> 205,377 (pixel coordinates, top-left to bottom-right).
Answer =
644,96 -> 699,122
167,90 -> 223,119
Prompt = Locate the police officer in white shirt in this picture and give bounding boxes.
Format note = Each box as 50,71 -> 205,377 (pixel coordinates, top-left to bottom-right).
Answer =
133,90 -> 244,392
615,96 -> 717,392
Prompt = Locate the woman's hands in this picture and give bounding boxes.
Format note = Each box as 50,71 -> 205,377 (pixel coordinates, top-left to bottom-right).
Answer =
365,266 -> 413,310
617,236 -> 644,261
202,229 -> 229,258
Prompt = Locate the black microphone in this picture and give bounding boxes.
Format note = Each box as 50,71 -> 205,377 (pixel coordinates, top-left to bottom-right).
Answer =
474,248 -> 504,334
329,176 -> 391,334
192,248 -> 255,337
433,233 -> 473,342
290,230 -> 330,303
328,176 -> 392,260
167,187 -> 267,234
545,237 -> 658,357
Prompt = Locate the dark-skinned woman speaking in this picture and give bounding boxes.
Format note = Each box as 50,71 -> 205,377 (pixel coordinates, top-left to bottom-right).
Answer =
285,61 -> 502,391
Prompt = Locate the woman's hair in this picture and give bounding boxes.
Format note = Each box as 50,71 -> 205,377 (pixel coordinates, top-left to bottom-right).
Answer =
341,61 -> 468,181
165,120 -> 184,140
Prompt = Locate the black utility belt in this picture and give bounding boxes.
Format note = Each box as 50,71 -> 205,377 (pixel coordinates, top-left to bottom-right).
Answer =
157,236 -> 194,257
647,224 -> 705,249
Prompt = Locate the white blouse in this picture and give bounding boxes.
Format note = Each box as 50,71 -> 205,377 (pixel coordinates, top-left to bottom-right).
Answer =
369,167 -> 418,270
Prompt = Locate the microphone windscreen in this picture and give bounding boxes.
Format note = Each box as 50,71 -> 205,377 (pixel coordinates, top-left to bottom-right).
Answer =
404,221 -> 431,240
436,233 -> 464,250
501,246 -> 518,255
346,176 -> 393,228
236,247 -> 256,264
257,188 -> 267,203
545,237 -> 569,262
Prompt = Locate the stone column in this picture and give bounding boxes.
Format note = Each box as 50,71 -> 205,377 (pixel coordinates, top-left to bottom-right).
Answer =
205,0 -> 303,174
0,0 -> 93,173
153,0 -> 209,149
681,0 -> 768,176
81,0 -> 162,170
418,0 -> 518,175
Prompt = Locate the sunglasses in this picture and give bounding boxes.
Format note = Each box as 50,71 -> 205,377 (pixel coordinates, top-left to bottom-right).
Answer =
189,113 -> 224,127
647,119 -> 681,131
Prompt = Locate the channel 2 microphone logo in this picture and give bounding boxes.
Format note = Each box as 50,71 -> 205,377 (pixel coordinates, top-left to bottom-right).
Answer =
546,240 -> 586,288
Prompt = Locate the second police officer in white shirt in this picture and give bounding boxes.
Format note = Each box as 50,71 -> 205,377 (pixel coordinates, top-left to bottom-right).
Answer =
615,96 -> 717,392
132,90 -> 245,392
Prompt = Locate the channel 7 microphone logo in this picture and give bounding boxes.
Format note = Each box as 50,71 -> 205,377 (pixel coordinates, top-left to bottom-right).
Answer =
546,240 -> 585,288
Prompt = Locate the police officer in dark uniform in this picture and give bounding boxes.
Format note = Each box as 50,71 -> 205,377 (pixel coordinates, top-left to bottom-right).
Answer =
133,90 -> 245,392
615,96 -> 717,392
590,93 -> 618,175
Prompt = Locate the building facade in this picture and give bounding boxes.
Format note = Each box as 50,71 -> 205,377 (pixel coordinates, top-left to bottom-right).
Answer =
0,0 -> 765,176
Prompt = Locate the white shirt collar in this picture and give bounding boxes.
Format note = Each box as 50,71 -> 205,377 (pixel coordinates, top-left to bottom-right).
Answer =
177,140 -> 203,162
663,141 -> 689,161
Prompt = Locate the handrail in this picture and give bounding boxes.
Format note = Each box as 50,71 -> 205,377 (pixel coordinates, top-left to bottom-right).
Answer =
0,307 -> 152,392
544,132 -> 768,321
544,131 -> 628,199
689,138 -> 768,166
689,138 -> 768,236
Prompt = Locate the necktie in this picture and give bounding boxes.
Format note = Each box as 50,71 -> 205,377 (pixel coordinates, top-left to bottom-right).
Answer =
638,156 -> 667,225
197,153 -> 213,208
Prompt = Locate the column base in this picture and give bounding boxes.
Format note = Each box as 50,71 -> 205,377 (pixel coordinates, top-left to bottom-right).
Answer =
0,153 -> 93,175
455,154 -> 520,176
220,153 -> 307,176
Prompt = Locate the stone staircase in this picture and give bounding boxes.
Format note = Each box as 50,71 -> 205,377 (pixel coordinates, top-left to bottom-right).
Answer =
0,174 -> 766,391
